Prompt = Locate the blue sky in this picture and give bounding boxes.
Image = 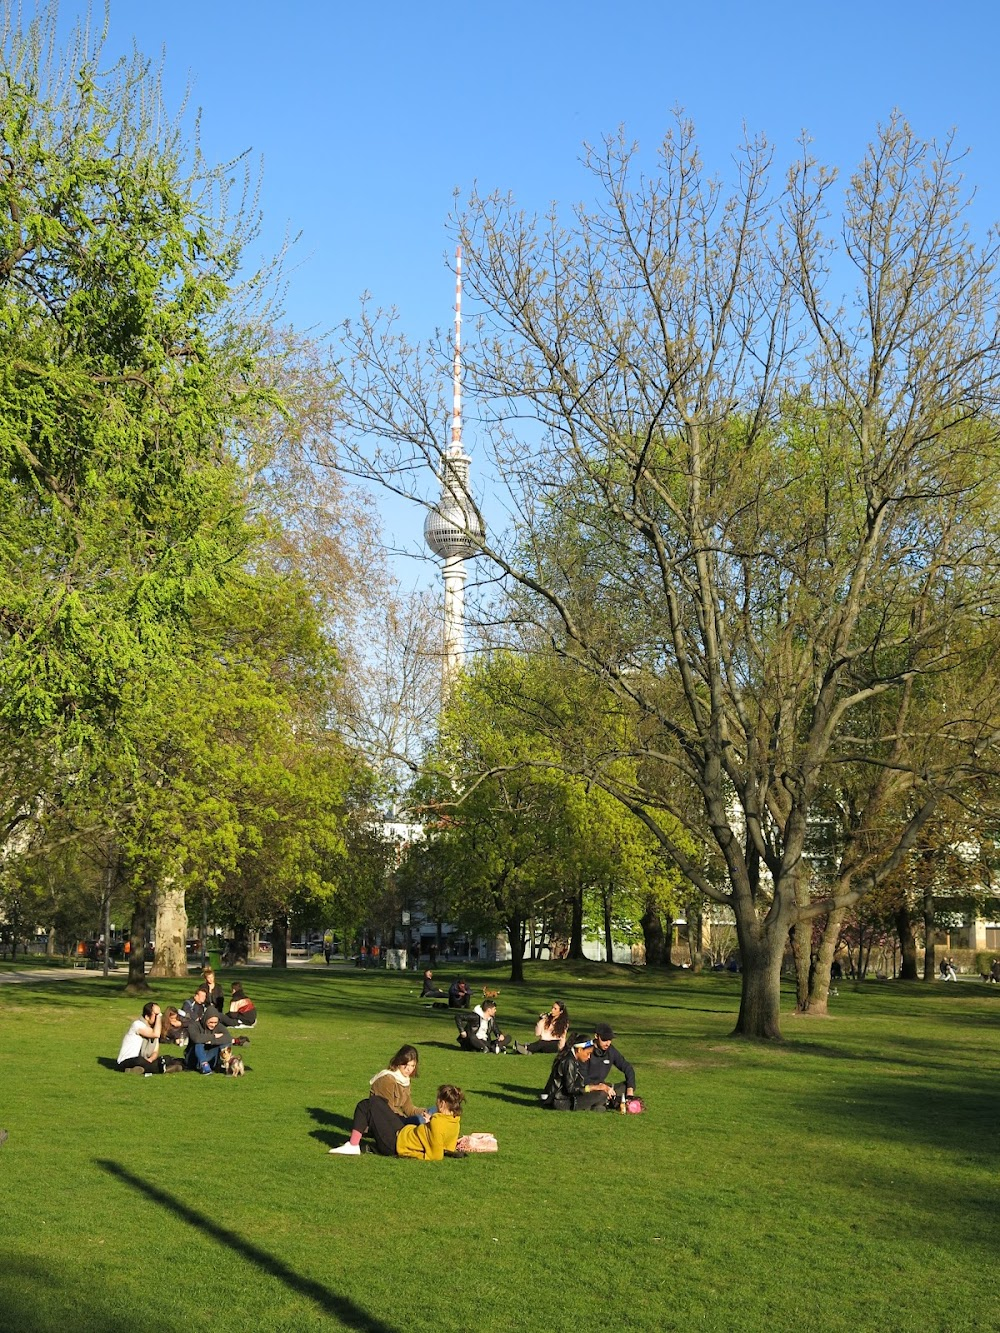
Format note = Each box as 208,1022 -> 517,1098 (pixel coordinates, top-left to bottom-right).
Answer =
50,1 -> 1000,555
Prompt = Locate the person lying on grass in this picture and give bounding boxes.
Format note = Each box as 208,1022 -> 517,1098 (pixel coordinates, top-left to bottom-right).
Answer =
330,1084 -> 466,1159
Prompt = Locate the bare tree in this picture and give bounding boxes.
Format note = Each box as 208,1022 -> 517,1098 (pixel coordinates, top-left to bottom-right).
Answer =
328,115 -> 1000,1038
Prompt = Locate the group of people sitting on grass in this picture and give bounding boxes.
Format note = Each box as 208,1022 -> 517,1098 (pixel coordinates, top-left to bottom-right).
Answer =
325,991 -> 637,1158
454,994 -> 637,1111
115,967 -> 257,1077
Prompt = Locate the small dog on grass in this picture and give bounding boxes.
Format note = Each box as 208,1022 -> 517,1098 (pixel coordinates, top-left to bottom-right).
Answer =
482,986 -> 501,1001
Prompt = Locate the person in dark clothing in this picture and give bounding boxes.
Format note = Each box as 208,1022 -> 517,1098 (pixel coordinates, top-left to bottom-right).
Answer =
185,1008 -> 233,1074
448,978 -> 471,1008
181,982 -> 210,1026
539,1040 -> 608,1111
420,970 -> 446,998
588,1023 -> 636,1107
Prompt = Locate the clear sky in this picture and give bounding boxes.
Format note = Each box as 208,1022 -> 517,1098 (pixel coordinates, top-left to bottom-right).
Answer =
47,1 -> 1000,555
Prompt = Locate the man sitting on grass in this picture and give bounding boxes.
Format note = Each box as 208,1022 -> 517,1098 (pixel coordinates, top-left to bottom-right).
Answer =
458,998 -> 509,1053
185,1008 -> 233,1075
588,1024 -> 636,1108
116,1002 -> 165,1075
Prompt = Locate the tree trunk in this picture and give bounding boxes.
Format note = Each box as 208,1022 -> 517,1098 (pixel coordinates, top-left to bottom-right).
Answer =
603,887 -> 614,963
507,914 -> 525,983
272,912 -> 289,968
733,940 -> 785,1038
568,883 -> 585,960
688,902 -> 705,973
640,900 -> 664,966
922,889 -> 936,981
804,908 -> 845,1016
125,896 -> 150,994
895,903 -> 919,980
731,900 -> 789,1039
149,882 -> 188,978
231,923 -> 250,964
663,914 -> 674,967
790,923 -> 811,1011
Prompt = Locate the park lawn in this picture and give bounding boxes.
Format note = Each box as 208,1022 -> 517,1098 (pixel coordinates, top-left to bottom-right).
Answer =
0,965 -> 998,1332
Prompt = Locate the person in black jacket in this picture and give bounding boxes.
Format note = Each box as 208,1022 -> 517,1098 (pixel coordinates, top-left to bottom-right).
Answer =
588,1023 -> 636,1107
539,1039 -> 609,1111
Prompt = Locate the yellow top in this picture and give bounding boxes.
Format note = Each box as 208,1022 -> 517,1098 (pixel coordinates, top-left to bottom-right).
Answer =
395,1112 -> 461,1161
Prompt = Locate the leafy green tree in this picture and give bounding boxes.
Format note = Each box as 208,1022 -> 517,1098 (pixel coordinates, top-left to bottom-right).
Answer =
0,6 -> 274,762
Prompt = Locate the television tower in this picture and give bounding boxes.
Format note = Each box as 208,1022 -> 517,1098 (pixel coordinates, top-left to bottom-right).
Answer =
423,246 -> 484,686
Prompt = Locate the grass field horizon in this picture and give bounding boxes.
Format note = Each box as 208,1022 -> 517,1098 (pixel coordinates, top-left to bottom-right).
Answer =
1,962 -> 997,1331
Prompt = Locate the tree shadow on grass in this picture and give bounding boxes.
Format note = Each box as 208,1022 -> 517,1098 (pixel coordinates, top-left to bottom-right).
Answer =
473,1084 -> 539,1107
95,1159 -> 399,1332
794,1077 -> 1000,1159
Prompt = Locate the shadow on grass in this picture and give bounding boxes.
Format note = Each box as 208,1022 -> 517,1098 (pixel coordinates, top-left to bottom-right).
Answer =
796,1077 -> 1000,1158
95,1159 -> 399,1332
306,1105 -> 355,1144
95,1057 -> 120,1072
473,1084 -> 539,1106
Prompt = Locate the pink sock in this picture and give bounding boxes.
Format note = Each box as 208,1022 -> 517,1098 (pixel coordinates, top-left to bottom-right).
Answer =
349,1130 -> 363,1147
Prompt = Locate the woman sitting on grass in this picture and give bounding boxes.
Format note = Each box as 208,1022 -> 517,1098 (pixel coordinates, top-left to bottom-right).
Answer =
225,981 -> 257,1027
513,1000 -> 569,1055
331,1084 -> 466,1159
328,1044 -> 430,1155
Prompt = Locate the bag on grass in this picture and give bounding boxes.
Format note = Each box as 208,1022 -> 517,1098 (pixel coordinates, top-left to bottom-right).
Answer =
456,1132 -> 498,1153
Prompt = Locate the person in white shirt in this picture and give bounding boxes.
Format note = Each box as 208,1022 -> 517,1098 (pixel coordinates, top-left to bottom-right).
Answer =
116,1002 -> 163,1074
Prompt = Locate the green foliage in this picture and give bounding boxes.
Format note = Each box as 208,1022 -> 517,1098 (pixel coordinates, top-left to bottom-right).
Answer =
0,6 -> 273,751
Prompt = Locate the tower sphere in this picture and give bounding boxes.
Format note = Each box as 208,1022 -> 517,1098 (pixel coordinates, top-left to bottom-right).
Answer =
423,490 -> 484,559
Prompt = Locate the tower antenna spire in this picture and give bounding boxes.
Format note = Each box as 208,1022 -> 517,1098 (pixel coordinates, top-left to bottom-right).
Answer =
424,245 -> 485,689
451,245 -> 462,458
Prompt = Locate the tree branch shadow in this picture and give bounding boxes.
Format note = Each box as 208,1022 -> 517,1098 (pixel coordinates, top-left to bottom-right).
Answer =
94,1159 -> 399,1332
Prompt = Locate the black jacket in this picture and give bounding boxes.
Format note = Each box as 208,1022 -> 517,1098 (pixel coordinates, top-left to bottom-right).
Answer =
588,1043 -> 636,1092
541,1048 -> 590,1110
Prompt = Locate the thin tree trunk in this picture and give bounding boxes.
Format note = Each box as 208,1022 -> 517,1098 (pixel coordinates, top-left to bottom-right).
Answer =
663,914 -> 674,967
568,883 -> 585,960
149,882 -> 188,978
507,914 -> 525,983
603,887 -> 614,963
805,908 -> 845,1015
922,889 -> 936,981
688,902 -> 705,973
272,912 -> 289,968
895,903 -> 918,980
125,896 -> 150,994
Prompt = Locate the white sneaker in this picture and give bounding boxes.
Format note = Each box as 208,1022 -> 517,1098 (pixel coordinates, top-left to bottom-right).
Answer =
328,1143 -> 360,1155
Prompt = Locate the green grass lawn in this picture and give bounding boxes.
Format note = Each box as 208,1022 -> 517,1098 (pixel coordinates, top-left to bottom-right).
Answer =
1,963 -> 998,1332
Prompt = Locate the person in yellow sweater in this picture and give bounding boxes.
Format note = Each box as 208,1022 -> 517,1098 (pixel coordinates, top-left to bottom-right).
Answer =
396,1086 -> 465,1160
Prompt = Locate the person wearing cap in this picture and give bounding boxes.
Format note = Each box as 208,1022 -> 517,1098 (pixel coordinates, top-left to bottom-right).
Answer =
539,1038 -> 609,1110
589,1023 -> 636,1107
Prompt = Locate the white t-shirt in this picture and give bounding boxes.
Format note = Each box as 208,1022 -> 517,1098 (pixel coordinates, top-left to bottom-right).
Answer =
117,1018 -> 147,1064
